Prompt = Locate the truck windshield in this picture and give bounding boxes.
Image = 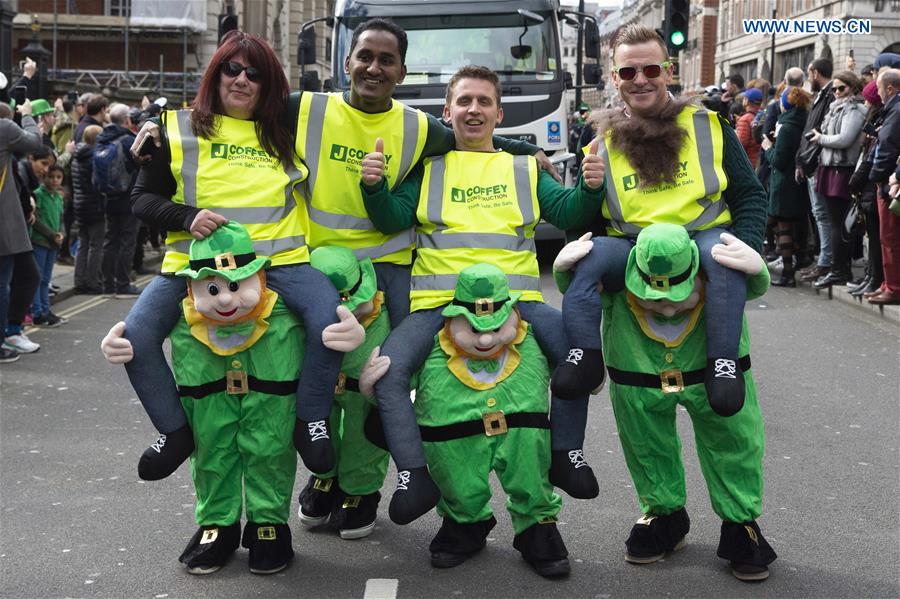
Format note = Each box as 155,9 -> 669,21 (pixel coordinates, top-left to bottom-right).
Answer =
336,13 -> 559,88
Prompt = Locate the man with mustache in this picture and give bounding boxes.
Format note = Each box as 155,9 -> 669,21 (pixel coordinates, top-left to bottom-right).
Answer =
551,24 -> 767,424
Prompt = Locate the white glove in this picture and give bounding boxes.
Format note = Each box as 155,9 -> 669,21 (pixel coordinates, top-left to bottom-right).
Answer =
322,305 -> 365,352
553,232 -> 593,272
100,321 -> 134,364
710,232 -> 763,275
359,346 -> 391,398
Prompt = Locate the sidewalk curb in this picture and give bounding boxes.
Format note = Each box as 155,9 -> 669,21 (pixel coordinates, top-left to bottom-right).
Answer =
50,252 -> 164,306
796,278 -> 900,324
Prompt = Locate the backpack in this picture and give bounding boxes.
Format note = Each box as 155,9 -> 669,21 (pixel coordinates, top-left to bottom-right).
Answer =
92,133 -> 132,196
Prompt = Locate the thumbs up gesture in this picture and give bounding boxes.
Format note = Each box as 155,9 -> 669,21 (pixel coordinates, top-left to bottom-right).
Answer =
322,305 -> 366,352
100,321 -> 134,364
581,136 -> 605,190
361,137 -> 386,187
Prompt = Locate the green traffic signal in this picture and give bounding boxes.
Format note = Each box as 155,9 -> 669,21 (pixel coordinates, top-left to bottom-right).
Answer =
670,30 -> 685,47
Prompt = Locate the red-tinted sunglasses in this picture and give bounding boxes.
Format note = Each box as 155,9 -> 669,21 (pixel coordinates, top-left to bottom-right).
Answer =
613,62 -> 671,81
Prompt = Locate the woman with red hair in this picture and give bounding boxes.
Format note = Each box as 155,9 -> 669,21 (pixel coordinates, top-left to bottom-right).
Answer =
121,31 -> 355,574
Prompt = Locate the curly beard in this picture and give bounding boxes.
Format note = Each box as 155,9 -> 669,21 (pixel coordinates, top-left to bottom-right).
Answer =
590,95 -> 698,188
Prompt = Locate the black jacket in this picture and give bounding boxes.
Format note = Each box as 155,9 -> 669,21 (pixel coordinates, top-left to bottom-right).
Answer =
796,81 -> 834,175
869,94 -> 900,196
71,142 -> 105,226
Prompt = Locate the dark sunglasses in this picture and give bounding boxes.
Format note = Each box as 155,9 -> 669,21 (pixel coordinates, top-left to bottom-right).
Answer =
613,62 -> 671,81
834,84 -> 847,92
222,61 -> 260,83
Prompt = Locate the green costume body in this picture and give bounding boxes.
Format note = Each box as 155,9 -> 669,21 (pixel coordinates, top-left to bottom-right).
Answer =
171,296 -> 303,527
414,322 -> 561,534
601,271 -> 769,523
316,293 -> 391,495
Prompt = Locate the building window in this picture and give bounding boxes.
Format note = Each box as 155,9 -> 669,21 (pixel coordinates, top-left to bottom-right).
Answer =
107,0 -> 131,17
776,44 -> 814,83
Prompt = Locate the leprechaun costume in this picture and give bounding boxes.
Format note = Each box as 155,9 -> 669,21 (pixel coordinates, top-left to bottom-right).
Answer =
169,222 -> 301,575
413,263 -> 569,578
560,223 -> 777,581
297,246 -> 391,540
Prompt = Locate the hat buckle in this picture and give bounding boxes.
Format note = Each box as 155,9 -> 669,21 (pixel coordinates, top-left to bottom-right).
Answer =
474,298 -> 494,316
649,275 -> 670,291
214,252 -> 237,270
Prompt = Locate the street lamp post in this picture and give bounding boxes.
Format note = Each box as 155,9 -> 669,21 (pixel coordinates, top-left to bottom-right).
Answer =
770,2 -> 776,84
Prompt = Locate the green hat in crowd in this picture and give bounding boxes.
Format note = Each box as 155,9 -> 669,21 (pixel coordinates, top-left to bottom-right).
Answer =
309,246 -> 377,312
578,102 -> 590,113
441,263 -> 522,332
625,223 -> 700,302
176,221 -> 270,282
30,99 -> 53,117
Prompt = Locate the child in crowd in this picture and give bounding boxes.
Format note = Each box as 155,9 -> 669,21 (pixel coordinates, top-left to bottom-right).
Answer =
30,164 -> 68,327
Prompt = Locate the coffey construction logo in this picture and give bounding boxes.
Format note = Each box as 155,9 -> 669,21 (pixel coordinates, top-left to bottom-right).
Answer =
450,184 -> 509,203
210,143 -> 272,160
330,144 -> 392,166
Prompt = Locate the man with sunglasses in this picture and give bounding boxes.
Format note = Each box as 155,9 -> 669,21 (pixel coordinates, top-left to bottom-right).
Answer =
552,24 -> 767,432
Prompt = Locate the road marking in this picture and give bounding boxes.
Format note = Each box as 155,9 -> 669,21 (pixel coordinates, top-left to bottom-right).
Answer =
363,578 -> 398,599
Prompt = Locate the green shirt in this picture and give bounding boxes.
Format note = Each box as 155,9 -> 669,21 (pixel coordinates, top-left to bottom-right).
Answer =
30,184 -> 63,249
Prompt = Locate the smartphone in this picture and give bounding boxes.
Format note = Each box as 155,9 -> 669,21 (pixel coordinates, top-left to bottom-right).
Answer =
66,90 -> 78,104
136,134 -> 156,157
765,132 -> 776,142
863,122 -> 878,136
804,131 -> 816,141
10,85 -> 27,105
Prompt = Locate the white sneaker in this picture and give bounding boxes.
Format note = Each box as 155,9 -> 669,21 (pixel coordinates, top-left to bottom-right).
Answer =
3,334 -> 40,354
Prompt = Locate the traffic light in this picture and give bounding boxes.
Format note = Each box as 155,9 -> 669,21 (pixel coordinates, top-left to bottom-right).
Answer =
663,0 -> 689,56
218,12 -> 238,46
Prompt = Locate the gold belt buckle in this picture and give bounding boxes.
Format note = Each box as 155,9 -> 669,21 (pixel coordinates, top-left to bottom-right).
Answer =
482,410 -> 508,436
226,370 -> 249,395
200,528 -> 219,544
335,372 -> 347,395
660,369 -> 684,393
257,526 -> 276,541
312,477 -> 332,492
342,496 -> 361,509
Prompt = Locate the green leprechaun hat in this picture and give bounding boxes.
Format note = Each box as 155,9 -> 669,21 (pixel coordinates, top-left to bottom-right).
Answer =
309,246 -> 377,312
29,99 -> 54,117
175,221 -> 270,282
625,223 -> 700,302
441,263 -> 522,331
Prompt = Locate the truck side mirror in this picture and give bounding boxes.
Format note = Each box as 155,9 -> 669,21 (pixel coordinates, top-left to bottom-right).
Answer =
584,63 -> 601,85
298,27 -> 317,66
564,71 -> 573,90
584,20 -> 599,59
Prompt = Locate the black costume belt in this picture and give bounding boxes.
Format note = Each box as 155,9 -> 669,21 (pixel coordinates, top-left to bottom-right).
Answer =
419,411 -> 549,442
178,374 -> 298,399
606,355 -> 751,393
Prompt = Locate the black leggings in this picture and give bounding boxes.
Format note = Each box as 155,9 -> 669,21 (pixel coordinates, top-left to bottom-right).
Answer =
7,252 -> 39,325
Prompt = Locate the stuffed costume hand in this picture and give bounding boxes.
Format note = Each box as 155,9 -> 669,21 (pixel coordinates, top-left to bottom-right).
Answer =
322,305 -> 366,352
553,232 -> 593,273
100,321 -> 134,364
359,346 -> 391,397
710,232 -> 764,275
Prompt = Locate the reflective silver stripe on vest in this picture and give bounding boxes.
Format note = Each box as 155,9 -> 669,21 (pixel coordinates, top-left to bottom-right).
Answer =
422,154 -> 538,250
352,228 -> 416,260
683,110 -> 728,231
411,273 -> 541,292
304,93 -> 422,231
600,146 -> 641,235
174,112 -> 302,222
167,234 -> 306,257
176,111 -> 199,207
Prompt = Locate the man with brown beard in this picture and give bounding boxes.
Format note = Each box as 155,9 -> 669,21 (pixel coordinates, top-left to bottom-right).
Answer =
551,24 -> 767,421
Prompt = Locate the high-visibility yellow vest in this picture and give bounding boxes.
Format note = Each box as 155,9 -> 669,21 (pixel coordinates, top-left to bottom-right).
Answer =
294,92 -> 429,264
411,151 -> 543,311
162,110 -> 309,273
592,104 -> 731,237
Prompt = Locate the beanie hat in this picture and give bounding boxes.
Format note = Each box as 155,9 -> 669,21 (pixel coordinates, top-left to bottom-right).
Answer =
862,81 -> 882,107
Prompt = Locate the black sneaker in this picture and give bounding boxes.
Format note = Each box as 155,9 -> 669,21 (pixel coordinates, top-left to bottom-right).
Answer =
293,418 -> 335,473
297,475 -> 339,527
137,424 -> 195,481
336,492 -> 380,540
704,358 -> 745,417
34,312 -> 66,327
241,523 -> 294,575
549,449 -> 599,499
388,466 -> 440,525
178,522 -> 241,575
550,347 -> 605,400
513,521 -> 570,578
114,284 -> 142,299
0,347 -> 20,364
624,508 -> 690,564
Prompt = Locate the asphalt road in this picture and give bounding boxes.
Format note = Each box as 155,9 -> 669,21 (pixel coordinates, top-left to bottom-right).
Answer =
1,258 -> 898,599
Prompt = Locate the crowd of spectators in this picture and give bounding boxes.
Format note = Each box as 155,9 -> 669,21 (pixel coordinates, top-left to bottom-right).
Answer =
0,57 -> 164,363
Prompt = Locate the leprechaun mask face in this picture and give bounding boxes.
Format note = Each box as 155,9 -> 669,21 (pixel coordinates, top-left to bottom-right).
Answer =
448,310 -> 520,359
633,277 -> 703,318
190,273 -> 263,323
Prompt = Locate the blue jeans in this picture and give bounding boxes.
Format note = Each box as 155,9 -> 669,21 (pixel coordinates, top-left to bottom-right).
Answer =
374,301 -> 591,468
31,245 -> 57,317
563,227 -> 746,360
123,264 -> 342,433
0,254 -> 14,333
807,176 -> 833,268
373,262 -> 411,328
